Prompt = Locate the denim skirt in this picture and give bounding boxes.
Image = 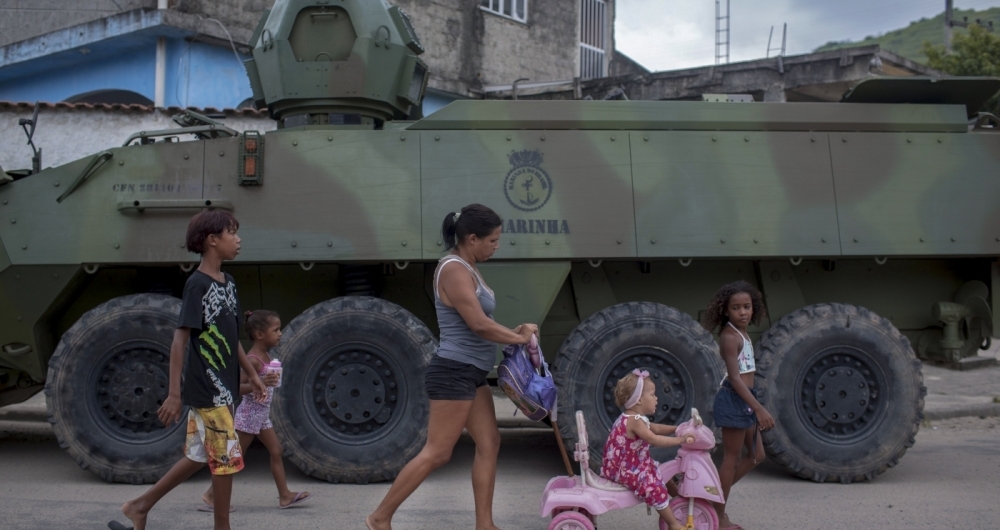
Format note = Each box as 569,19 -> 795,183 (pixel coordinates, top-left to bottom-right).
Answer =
713,379 -> 758,429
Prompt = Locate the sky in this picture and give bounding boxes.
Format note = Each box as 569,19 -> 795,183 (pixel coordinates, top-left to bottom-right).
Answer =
615,0 -> 1000,71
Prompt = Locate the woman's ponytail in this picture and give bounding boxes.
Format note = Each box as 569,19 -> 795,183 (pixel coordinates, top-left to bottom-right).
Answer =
441,211 -> 460,251
440,204 -> 502,252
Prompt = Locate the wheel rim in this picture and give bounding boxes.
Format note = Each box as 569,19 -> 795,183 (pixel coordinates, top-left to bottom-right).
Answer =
302,341 -> 407,445
794,346 -> 888,443
89,339 -> 179,444
596,346 -> 692,430
668,497 -> 717,530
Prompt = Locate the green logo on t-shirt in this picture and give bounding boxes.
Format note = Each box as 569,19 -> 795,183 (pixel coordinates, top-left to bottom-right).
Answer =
198,323 -> 232,370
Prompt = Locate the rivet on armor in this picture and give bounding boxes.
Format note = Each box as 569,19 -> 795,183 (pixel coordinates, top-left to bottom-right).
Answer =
401,241 -> 407,246
510,240 -> 516,245
291,241 -> 298,247
114,243 -> 120,249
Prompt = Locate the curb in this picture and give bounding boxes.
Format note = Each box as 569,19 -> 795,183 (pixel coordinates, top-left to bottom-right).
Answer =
0,407 -> 48,423
924,403 -> 1000,421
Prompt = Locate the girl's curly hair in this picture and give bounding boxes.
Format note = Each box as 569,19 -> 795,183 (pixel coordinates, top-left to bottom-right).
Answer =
613,372 -> 641,410
702,280 -> 766,333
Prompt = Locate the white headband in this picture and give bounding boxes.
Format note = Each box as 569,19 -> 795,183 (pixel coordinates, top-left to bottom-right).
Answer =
624,369 -> 649,409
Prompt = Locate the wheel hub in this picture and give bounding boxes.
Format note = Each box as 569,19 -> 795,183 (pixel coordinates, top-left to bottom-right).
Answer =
598,347 -> 690,428
95,346 -> 169,435
797,349 -> 884,441
309,346 -> 399,440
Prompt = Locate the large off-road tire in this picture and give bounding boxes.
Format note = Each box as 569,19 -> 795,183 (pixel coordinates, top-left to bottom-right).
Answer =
552,302 -> 724,469
272,296 -> 436,484
757,303 -> 925,483
45,294 -> 185,484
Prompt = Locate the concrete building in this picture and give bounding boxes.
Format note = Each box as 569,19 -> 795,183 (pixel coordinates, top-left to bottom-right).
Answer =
0,1 -> 619,115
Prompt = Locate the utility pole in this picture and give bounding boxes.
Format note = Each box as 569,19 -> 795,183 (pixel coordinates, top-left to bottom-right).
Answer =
766,23 -> 786,58
715,0 -> 730,65
945,0 -> 969,52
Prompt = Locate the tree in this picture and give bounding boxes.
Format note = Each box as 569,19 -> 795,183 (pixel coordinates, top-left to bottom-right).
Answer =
923,24 -> 1000,114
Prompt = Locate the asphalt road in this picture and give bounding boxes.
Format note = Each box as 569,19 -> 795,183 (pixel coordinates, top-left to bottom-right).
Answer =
1,416 -> 997,530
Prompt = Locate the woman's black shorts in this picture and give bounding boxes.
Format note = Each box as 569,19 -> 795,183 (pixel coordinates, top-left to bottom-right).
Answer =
425,355 -> 489,401
713,379 -> 759,429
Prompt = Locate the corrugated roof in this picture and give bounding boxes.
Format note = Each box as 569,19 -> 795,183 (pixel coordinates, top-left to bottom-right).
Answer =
0,100 -> 268,117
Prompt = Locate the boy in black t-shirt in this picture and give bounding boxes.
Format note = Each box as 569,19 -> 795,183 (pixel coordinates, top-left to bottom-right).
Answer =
120,210 -> 266,530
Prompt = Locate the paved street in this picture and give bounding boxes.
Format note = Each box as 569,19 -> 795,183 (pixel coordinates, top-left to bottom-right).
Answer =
1,414 -> 998,530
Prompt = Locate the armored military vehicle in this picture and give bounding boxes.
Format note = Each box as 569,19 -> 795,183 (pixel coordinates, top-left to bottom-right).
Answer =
2,0 -> 998,486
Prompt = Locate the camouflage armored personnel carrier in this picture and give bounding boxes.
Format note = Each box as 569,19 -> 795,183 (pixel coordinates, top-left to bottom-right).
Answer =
2,0 -> 998,486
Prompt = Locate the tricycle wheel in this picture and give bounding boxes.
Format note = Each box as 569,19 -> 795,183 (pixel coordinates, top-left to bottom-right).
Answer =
663,497 -> 719,530
549,510 -> 596,530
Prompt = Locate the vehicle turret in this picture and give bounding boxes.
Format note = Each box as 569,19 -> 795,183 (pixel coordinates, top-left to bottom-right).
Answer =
243,0 -> 428,126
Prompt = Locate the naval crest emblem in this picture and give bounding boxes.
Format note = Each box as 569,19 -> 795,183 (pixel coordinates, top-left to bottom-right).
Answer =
503,149 -> 552,212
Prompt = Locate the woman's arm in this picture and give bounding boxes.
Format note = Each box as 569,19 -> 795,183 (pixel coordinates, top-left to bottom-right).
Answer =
720,331 -> 775,429
439,262 -> 536,344
629,416 -> 694,448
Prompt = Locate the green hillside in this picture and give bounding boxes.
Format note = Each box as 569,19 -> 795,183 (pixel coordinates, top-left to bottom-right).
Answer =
814,7 -> 1000,64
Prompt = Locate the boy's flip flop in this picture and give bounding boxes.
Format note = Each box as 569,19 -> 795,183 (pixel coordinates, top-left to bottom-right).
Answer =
108,522 -> 133,530
197,503 -> 236,512
278,491 -> 311,509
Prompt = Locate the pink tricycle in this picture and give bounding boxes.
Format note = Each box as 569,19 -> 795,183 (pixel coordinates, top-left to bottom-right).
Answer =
540,409 -> 724,530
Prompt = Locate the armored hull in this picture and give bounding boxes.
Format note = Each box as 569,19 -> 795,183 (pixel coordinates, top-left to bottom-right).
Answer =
2,0 -> 998,485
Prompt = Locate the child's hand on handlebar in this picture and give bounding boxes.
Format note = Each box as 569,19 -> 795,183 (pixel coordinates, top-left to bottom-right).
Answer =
681,434 -> 696,444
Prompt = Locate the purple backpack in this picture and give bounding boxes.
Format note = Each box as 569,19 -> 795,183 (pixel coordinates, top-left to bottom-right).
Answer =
498,338 -> 557,422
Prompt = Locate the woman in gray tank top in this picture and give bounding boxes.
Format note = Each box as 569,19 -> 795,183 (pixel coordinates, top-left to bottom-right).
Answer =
367,204 -> 539,530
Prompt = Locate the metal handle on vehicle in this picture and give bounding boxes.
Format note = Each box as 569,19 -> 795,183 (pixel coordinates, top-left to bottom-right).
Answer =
2,343 -> 33,357
117,199 -> 233,212
57,151 -> 113,203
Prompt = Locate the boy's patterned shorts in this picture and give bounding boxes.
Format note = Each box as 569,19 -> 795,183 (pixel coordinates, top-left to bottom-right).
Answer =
184,406 -> 244,475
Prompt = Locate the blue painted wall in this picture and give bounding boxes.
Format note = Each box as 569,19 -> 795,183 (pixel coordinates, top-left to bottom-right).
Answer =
0,37 -> 252,108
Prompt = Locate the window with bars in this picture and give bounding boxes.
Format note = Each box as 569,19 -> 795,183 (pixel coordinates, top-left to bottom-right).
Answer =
480,0 -> 527,23
580,0 -> 606,79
